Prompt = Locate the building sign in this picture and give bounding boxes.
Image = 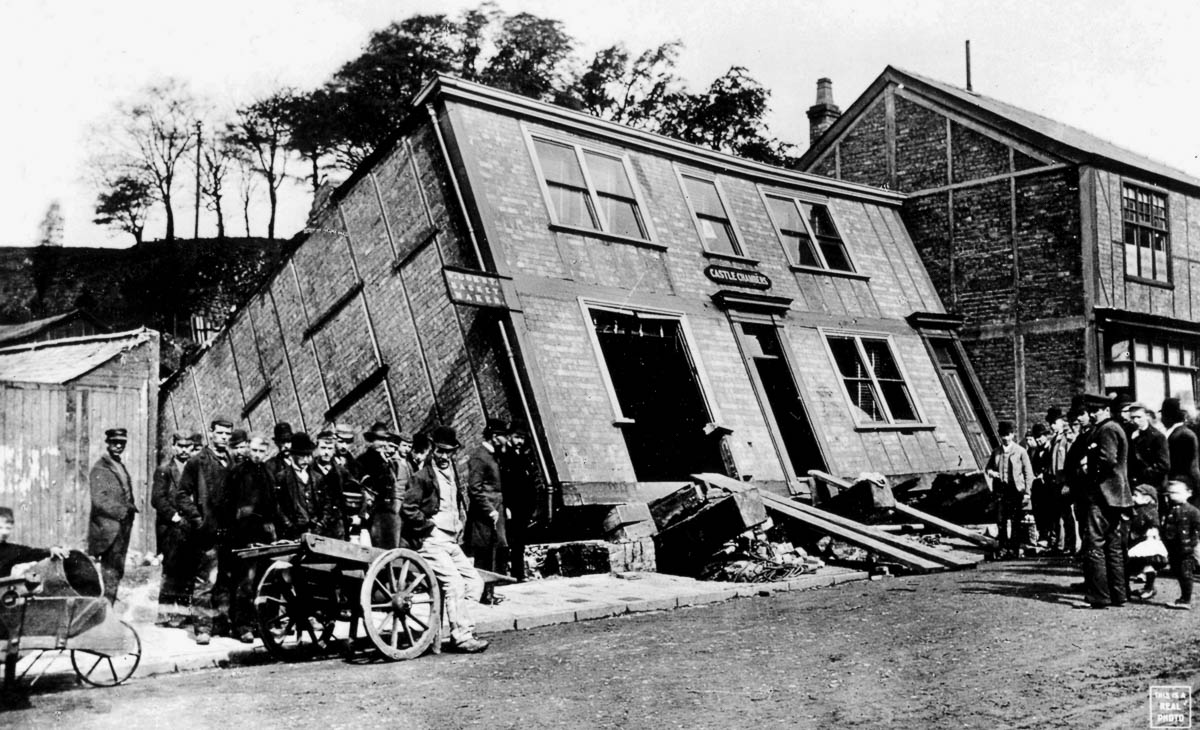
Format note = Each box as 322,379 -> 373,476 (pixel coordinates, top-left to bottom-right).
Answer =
444,268 -> 507,309
704,264 -> 771,290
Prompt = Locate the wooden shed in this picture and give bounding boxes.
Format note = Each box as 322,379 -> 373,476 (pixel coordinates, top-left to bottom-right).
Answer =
0,329 -> 159,553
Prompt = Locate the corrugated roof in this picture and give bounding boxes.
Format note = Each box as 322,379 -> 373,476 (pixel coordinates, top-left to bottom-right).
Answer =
0,329 -> 152,384
891,66 -> 1200,190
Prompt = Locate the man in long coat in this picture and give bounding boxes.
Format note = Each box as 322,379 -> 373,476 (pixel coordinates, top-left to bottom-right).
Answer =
1163,397 -> 1200,506
226,434 -> 277,642
359,422 -> 401,547
467,418 -> 510,601
276,433 -> 342,539
1080,393 -> 1133,608
177,417 -> 234,644
151,430 -> 195,625
88,427 -> 138,604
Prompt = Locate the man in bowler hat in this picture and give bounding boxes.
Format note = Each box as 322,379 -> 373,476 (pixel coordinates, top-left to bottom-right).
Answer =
88,427 -> 138,603
467,418 -> 510,601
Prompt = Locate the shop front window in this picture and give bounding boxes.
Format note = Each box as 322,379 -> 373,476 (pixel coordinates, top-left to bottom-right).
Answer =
1104,335 -> 1197,410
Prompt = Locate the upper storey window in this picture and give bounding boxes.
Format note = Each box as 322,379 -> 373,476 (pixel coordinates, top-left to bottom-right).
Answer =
765,196 -> 853,272
531,137 -> 649,241
682,175 -> 740,257
1122,184 -> 1170,284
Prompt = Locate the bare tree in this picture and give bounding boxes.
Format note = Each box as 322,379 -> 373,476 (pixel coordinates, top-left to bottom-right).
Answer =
234,154 -> 259,237
227,92 -> 292,240
201,133 -> 236,239
103,80 -> 199,241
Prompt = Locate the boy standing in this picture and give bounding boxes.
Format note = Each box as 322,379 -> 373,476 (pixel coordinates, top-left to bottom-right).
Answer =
987,421 -> 1036,558
1161,480 -> 1200,610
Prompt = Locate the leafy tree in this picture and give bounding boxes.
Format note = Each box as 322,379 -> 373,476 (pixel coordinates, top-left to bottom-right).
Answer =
36,201 -> 65,246
479,13 -> 574,100
281,89 -> 340,197
93,174 -> 154,244
570,42 -> 683,127
227,93 -> 292,239
103,80 -> 199,241
654,67 -> 794,166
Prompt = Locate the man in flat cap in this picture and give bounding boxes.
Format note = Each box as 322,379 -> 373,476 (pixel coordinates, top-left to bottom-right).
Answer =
177,416 -> 235,644
1079,393 -> 1133,608
401,425 -> 488,653
88,427 -> 138,604
467,418 -> 510,600
152,430 -> 195,626
359,422 -> 401,548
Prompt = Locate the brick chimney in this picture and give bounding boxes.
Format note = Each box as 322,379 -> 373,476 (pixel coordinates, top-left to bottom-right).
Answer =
807,78 -> 841,145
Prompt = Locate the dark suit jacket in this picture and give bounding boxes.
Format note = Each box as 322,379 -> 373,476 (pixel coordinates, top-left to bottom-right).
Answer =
227,460 -> 278,546
177,447 -> 231,546
1129,427 -> 1169,489
1086,418 -> 1132,508
87,452 -> 136,554
359,448 -> 400,516
466,444 -> 506,549
276,465 -> 342,540
151,458 -> 185,548
400,460 -> 466,549
1168,424 -> 1200,492
1064,425 -> 1093,503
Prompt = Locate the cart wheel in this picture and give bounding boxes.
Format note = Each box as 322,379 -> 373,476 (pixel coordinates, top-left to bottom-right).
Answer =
255,562 -> 336,662
70,620 -> 142,687
359,548 -> 441,661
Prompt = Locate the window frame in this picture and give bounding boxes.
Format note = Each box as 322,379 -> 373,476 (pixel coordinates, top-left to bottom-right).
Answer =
1103,333 -> 1198,411
675,166 -> 754,262
758,187 -> 857,275
1121,182 -> 1172,286
578,298 -> 723,428
523,125 -> 658,246
819,330 -> 927,429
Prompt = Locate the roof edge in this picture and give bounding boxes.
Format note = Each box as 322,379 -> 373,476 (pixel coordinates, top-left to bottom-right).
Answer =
0,327 -> 155,356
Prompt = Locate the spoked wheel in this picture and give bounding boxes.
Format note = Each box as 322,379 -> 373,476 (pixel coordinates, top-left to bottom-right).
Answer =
70,620 -> 142,687
255,561 -> 336,662
359,548 -> 441,661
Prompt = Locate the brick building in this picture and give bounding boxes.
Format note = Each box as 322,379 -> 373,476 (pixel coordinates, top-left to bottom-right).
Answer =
159,75 -> 989,515
799,66 -> 1200,429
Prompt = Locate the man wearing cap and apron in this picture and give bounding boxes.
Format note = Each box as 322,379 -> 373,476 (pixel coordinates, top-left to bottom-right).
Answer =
89,427 -> 138,604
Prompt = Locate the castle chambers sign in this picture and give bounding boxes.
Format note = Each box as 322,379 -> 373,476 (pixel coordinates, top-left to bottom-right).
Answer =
704,264 -> 771,290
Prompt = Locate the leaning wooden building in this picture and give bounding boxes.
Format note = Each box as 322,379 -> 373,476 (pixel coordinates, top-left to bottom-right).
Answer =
0,329 -> 159,551
159,76 -> 992,517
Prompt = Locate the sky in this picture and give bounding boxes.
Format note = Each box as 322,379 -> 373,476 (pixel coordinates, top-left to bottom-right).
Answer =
3,0 -> 1200,248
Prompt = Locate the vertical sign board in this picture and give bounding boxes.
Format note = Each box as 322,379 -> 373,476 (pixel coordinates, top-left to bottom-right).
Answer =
444,267 -> 507,309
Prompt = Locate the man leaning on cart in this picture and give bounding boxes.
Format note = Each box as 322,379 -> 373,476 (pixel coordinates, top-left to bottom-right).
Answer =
400,425 -> 490,654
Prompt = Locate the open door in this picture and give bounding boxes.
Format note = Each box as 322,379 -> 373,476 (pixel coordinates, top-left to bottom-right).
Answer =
733,320 -> 826,480
590,308 -> 726,481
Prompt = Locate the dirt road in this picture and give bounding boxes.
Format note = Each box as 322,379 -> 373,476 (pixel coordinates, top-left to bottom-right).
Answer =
6,559 -> 1197,729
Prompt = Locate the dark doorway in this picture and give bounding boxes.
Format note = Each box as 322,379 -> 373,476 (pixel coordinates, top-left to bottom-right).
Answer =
591,309 -> 726,481
929,337 -> 992,467
736,322 -> 825,478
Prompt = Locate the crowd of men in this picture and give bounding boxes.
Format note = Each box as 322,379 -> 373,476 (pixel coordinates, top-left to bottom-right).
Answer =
144,415 -> 542,653
987,392 -> 1200,609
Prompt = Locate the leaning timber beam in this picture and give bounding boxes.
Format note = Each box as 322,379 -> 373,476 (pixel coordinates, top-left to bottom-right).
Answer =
809,470 -> 998,551
691,474 -> 949,573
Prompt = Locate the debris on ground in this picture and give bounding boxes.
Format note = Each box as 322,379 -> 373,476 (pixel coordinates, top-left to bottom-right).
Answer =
699,534 -> 824,583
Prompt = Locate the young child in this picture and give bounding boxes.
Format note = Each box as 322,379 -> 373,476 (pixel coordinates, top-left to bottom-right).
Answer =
1160,481 -> 1200,610
0,506 -> 69,576
1127,484 -> 1166,600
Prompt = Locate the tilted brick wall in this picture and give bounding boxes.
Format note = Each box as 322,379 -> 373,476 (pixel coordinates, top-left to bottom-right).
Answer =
160,121 -> 512,465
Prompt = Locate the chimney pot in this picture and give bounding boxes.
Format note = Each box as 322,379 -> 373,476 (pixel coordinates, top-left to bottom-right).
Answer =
807,77 -> 841,146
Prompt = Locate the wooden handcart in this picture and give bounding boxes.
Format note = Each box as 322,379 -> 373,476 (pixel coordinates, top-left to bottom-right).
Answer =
236,534 -> 442,662
0,551 -> 142,689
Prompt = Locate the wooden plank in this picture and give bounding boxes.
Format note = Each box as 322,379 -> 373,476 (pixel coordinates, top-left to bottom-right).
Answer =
654,490 -> 768,575
810,469 -> 997,549
694,473 -> 968,571
892,502 -> 998,550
